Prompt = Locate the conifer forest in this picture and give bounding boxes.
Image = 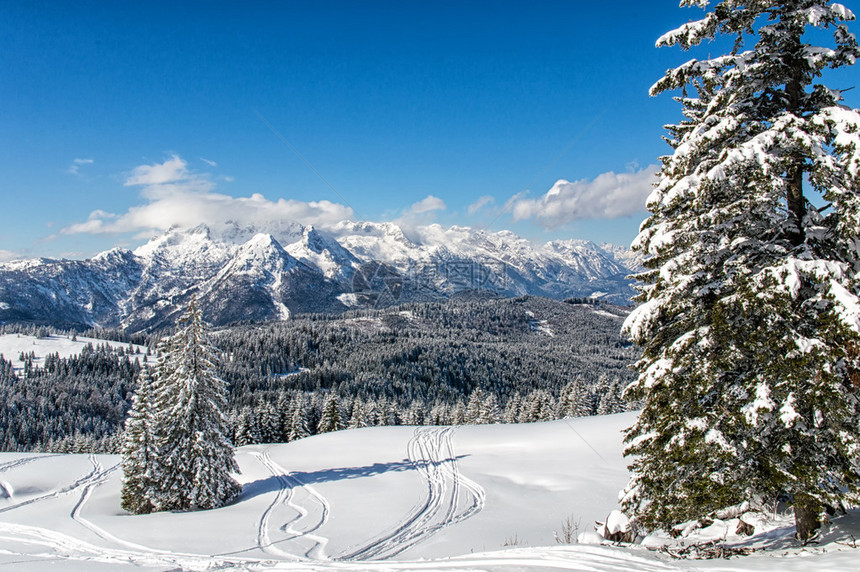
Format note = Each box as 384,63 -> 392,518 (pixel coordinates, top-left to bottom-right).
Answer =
0,296 -> 636,453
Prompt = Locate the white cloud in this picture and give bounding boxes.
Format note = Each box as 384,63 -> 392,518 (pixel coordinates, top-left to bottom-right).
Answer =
510,165 -> 659,228
409,195 -> 447,214
0,249 -> 21,262
200,157 -> 218,167
61,155 -> 354,237
391,195 -> 448,238
66,158 -> 94,175
62,210 -> 119,234
467,195 -> 495,215
124,154 -> 214,197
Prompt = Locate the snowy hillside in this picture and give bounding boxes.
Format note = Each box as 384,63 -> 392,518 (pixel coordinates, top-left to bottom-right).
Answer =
0,333 -> 148,374
0,413 -> 858,571
0,221 -> 637,332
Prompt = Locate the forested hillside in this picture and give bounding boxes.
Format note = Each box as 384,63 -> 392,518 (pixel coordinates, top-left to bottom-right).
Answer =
0,296 -> 637,452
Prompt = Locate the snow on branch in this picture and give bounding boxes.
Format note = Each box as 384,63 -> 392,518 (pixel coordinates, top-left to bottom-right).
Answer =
803,3 -> 856,26
656,13 -> 719,49
815,106 -> 860,176
754,258 -> 860,333
650,51 -> 754,96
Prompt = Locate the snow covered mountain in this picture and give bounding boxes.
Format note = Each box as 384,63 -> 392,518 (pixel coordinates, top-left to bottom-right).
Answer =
0,222 -> 637,331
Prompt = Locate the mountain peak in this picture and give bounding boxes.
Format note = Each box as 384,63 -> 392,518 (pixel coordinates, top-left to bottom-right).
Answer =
214,219 -> 304,245
187,223 -> 212,236
244,232 -> 282,249
91,247 -> 136,266
0,220 -> 639,331
233,233 -> 292,266
301,225 -> 325,252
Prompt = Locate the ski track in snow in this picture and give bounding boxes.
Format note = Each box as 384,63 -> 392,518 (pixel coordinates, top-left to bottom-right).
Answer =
0,454 -> 117,516
254,450 -> 296,559
68,453 -> 160,554
0,450 -> 335,568
281,460 -> 331,560
0,520 -> 274,571
340,426 -> 485,561
0,454 -> 57,474
0,454 -> 269,570
0,522 -> 681,572
0,455 -> 58,499
255,449 -> 330,560
66,455 -> 229,561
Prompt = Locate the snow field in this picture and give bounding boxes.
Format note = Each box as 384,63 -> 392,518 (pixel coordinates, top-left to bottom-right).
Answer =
0,412 -> 858,570
0,334 -> 149,374
0,415 -> 630,569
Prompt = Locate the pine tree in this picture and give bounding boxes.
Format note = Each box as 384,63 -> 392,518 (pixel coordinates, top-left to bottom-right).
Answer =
465,389 -> 501,424
361,400 -> 379,427
378,397 -> 400,426
465,388 -> 488,424
120,367 -> 159,514
348,398 -> 369,429
402,400 -> 426,426
287,396 -> 311,441
519,389 -> 554,423
557,381 -> 589,418
428,402 -> 450,425
148,298 -> 241,512
258,402 -> 280,443
596,380 -> 626,416
504,393 -> 523,423
317,393 -> 344,433
623,1 -> 860,541
233,407 -> 258,447
450,400 -> 466,425
480,393 -> 501,424
275,392 -> 292,442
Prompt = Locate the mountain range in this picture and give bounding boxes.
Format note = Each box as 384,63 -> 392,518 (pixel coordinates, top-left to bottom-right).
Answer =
0,221 -> 640,332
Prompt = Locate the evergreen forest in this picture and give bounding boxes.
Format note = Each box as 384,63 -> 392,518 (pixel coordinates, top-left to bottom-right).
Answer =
0,295 -> 637,453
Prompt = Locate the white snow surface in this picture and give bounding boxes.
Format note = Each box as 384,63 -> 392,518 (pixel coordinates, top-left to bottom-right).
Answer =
0,413 -> 858,570
0,334 -> 149,374
530,319 -> 554,337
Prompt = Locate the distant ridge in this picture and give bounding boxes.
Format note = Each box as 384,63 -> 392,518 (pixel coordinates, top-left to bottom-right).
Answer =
0,221 -> 638,332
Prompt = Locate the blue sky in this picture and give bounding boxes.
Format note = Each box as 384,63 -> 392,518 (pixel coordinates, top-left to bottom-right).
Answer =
3,1 -> 860,260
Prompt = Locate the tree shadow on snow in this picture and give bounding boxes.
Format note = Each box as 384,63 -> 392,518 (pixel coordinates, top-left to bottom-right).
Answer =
239,455 -> 469,502
729,510 -> 860,552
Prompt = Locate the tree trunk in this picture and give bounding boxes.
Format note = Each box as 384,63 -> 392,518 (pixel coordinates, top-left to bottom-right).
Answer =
786,161 -> 805,246
794,493 -> 821,543
785,45 -> 806,248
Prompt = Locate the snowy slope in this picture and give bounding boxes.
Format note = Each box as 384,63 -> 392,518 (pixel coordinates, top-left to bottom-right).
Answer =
0,334 -> 149,374
0,413 -> 857,571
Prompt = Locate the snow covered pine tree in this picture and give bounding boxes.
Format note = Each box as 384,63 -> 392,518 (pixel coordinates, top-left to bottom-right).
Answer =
317,393 -> 344,433
120,367 -> 158,514
123,297 -> 241,513
622,1 -> 860,541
